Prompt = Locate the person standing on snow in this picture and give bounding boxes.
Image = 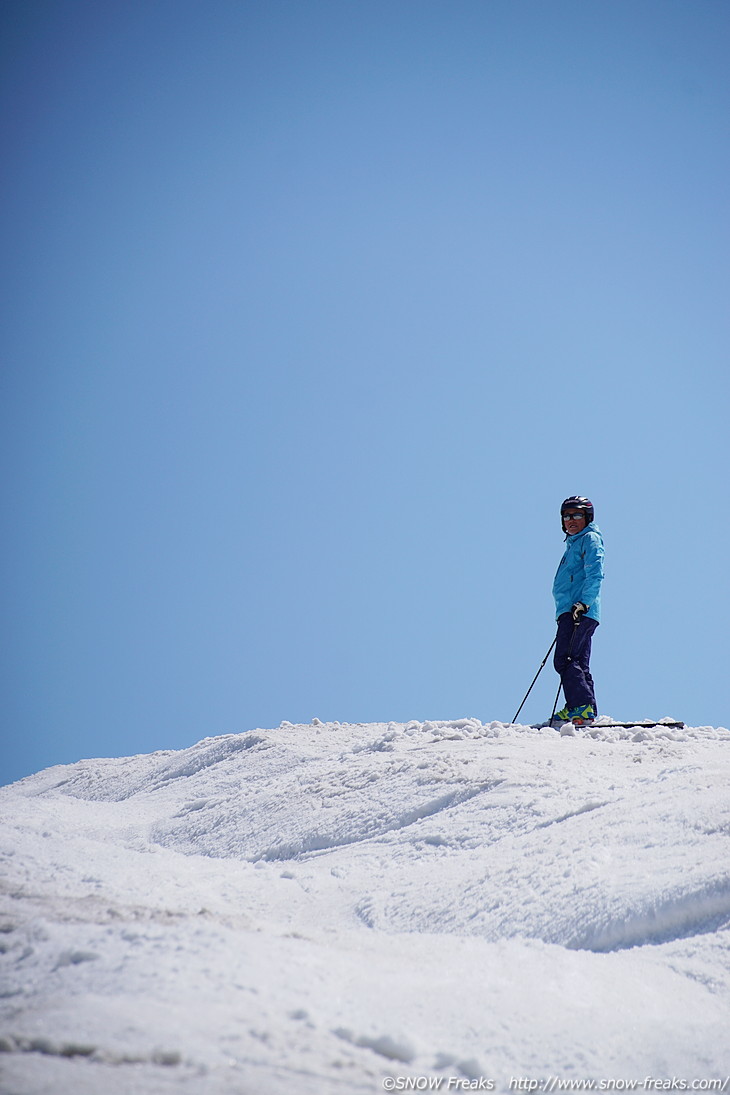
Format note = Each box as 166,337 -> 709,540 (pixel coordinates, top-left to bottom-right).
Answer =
552,496 -> 604,727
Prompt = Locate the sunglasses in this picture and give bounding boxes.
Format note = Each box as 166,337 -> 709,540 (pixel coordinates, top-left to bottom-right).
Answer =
562,512 -> 586,521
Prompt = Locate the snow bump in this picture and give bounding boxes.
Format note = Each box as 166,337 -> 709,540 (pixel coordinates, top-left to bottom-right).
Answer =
2,716 -> 730,1089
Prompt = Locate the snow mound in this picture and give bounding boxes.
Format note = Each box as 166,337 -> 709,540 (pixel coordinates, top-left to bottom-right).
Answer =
2,717 -> 730,1092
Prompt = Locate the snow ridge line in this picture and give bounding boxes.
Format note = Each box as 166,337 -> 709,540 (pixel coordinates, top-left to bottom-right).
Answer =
150,733 -> 267,788
258,781 -> 503,862
537,800 -> 609,829
0,1033 -> 182,1069
569,879 -> 730,952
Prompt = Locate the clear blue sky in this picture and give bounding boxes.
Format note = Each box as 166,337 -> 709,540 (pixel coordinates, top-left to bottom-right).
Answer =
2,0 -> 728,786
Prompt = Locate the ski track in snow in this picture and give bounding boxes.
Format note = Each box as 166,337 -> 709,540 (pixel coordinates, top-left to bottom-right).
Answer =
1,717 -> 730,1094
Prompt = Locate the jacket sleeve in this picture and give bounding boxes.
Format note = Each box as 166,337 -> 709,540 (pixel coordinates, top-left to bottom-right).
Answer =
580,532 -> 604,610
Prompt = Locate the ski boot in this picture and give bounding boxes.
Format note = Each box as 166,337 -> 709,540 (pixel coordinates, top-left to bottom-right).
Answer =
568,705 -> 595,727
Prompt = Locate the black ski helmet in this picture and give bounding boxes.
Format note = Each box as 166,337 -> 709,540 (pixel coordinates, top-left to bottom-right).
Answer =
560,495 -> 594,530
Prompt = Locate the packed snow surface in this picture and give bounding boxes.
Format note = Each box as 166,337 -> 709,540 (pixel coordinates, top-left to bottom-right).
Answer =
1,717 -> 730,1094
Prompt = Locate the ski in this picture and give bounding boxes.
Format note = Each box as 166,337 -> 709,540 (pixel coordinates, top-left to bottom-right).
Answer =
594,720 -> 684,729
530,719 -> 685,730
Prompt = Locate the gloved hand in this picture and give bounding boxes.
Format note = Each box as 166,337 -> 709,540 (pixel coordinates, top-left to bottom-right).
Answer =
572,602 -> 588,622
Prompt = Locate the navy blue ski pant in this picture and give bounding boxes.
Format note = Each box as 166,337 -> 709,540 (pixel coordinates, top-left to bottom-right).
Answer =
554,612 -> 599,712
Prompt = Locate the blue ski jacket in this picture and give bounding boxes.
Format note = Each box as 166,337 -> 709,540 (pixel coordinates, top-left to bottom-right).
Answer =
552,522 -> 604,623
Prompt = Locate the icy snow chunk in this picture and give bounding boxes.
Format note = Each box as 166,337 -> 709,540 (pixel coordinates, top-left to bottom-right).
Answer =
333,1026 -> 416,1063
151,1048 -> 182,1066
16,1036 -> 97,1059
353,729 -> 398,753
54,949 -> 99,969
458,1057 -> 488,1081
359,1032 -> 416,1062
432,1051 -> 488,1078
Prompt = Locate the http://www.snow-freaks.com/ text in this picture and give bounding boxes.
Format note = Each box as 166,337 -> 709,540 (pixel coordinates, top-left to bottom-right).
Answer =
382,1077 -> 730,1092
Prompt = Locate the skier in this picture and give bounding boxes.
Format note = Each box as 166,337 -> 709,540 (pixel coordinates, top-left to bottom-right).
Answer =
552,496 -> 604,727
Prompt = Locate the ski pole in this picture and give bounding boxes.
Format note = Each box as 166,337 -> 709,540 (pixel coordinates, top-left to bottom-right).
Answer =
549,678 -> 563,725
549,619 -> 580,725
512,636 -> 557,724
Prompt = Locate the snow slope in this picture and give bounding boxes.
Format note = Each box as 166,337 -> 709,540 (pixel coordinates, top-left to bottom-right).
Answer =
1,717 -> 729,1094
